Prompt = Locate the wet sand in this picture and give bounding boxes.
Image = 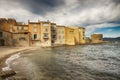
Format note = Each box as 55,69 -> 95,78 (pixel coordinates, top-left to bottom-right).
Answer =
0,46 -> 36,71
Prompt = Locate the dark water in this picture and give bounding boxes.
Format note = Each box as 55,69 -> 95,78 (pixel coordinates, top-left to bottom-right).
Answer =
9,42 -> 120,80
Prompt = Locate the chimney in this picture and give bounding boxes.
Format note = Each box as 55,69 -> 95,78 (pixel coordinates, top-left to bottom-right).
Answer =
28,19 -> 30,23
47,20 -> 50,22
38,19 -> 40,22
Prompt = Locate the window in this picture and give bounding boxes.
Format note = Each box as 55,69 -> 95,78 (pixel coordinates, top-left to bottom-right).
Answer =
62,31 -> 64,34
70,31 -> 73,34
34,27 -> 37,32
19,37 -> 26,41
0,32 -> 3,37
19,27 -> 22,30
45,28 -> 48,32
52,35 -> 56,38
44,33 -> 48,37
34,24 -> 37,27
34,34 -> 37,39
59,36 -> 61,39
83,37 -> 84,40
34,24 -> 37,32
63,36 -> 64,39
52,40 -> 54,43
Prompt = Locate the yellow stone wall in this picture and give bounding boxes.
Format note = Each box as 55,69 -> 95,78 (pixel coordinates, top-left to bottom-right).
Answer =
79,28 -> 86,44
55,25 -> 65,45
40,22 -> 52,47
65,27 -> 75,45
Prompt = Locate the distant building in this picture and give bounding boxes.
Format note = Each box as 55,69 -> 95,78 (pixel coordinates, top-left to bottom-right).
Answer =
55,25 -> 65,45
91,34 -> 103,43
0,30 -> 13,46
65,27 -> 75,45
85,37 -> 91,44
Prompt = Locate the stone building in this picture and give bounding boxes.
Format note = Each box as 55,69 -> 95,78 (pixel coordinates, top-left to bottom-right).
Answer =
51,23 -> 57,46
0,30 -> 13,46
0,18 -> 16,32
12,32 -> 31,47
28,20 -> 41,46
40,21 -> 53,47
55,25 -> 65,45
65,27 -> 75,45
0,18 -> 89,47
85,37 -> 91,44
79,27 -> 86,44
91,34 -> 103,43
67,27 -> 86,45
13,25 -> 29,32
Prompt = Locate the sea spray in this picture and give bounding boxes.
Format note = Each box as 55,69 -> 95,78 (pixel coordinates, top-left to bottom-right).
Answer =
2,53 -> 21,71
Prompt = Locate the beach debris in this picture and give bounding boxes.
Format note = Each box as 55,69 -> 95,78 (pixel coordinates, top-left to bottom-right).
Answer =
0,70 -> 16,79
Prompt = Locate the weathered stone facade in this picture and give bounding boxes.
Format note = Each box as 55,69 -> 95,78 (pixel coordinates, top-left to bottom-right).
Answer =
65,27 -> 75,45
0,30 -> 13,46
12,32 -> 31,47
55,25 -> 65,45
91,34 -> 103,43
28,21 -> 41,46
0,18 -> 104,47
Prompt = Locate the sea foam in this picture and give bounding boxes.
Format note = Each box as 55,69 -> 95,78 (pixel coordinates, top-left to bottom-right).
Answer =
2,53 -> 21,71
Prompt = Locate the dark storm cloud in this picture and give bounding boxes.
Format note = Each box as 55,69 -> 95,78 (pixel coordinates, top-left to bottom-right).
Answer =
0,0 -> 120,37
112,0 -> 120,4
17,0 -> 65,15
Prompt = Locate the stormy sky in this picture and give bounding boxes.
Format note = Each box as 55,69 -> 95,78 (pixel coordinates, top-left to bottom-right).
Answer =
0,0 -> 120,37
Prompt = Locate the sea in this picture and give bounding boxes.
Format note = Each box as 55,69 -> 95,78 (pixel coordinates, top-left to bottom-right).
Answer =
3,42 -> 120,80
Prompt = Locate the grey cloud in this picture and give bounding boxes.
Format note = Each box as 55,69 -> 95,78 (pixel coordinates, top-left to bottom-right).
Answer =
0,0 -> 120,35
16,0 -> 65,15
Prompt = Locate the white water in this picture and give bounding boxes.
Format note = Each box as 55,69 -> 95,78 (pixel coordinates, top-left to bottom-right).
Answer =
2,53 -> 21,71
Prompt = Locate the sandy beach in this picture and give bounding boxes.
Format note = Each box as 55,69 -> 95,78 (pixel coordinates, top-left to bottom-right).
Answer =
0,46 -> 36,71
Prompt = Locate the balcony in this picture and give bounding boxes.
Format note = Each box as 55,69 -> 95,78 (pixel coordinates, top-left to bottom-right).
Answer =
43,36 -> 49,39
43,33 -> 49,39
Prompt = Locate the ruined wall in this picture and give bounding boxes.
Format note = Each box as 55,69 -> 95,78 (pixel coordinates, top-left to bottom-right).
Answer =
91,34 -> 103,43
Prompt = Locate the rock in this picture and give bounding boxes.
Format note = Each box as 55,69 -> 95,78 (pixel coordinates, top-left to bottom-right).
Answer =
0,70 -> 16,79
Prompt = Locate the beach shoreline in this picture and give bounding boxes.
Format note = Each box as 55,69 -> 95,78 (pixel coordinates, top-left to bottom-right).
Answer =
0,46 -> 37,72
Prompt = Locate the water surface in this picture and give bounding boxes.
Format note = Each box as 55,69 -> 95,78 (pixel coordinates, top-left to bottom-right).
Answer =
9,42 -> 120,80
